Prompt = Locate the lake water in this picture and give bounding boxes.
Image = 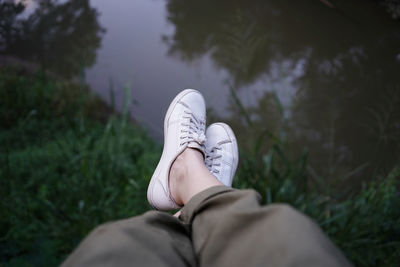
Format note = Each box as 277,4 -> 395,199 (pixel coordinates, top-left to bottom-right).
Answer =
2,0 -> 400,187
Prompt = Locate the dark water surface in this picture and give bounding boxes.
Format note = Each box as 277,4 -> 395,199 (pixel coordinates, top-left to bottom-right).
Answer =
1,0 -> 400,187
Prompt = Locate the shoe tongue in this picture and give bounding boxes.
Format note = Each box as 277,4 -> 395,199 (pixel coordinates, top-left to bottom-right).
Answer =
187,142 -> 206,158
205,137 -> 218,149
205,125 -> 223,148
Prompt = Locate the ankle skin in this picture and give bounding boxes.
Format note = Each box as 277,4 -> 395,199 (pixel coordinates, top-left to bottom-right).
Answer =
169,148 -> 223,205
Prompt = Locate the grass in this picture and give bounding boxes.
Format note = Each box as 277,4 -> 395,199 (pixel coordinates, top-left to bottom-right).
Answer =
0,67 -> 399,266
0,68 -> 160,266
235,139 -> 400,266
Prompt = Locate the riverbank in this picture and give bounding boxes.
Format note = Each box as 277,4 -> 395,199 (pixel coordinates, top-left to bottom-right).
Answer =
0,67 -> 161,265
0,67 -> 399,266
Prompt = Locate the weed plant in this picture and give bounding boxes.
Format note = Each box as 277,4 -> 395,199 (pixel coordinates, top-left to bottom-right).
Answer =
224,85 -> 400,266
0,68 -> 399,266
0,68 -> 160,266
236,141 -> 400,266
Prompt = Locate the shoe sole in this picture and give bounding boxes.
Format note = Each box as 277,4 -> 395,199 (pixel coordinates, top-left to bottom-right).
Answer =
147,89 -> 200,210
212,122 -> 239,183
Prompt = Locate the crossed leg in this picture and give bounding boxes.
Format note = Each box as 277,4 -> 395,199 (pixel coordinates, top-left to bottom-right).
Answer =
62,148 -> 352,267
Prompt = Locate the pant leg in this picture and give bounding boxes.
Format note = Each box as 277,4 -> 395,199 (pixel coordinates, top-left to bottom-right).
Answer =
179,186 -> 352,267
61,211 -> 196,267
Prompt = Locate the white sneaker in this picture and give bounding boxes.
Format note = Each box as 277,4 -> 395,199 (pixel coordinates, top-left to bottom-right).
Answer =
147,89 -> 206,210
205,123 -> 239,187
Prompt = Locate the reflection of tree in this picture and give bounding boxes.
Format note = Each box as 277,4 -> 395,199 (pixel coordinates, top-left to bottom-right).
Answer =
164,0 -> 277,87
211,10 -> 269,87
164,0 -> 400,186
291,42 -> 400,184
165,0 -> 400,84
0,0 -> 104,77
0,0 -> 26,50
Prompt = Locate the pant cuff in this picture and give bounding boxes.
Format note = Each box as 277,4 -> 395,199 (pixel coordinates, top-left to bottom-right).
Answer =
179,185 -> 235,223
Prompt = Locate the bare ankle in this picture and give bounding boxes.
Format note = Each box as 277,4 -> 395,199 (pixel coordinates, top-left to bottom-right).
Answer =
170,148 -> 222,206
169,153 -> 187,205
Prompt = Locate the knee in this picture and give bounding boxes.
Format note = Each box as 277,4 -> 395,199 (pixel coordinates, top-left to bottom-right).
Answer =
274,203 -> 296,212
91,221 -> 117,237
271,204 -> 304,222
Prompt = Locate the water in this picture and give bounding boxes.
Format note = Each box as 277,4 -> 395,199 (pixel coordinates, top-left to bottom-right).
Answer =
86,0 -> 232,137
1,0 -> 400,187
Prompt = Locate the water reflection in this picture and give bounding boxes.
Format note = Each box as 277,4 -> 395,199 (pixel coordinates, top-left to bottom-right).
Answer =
164,0 -> 400,187
0,0 -> 104,77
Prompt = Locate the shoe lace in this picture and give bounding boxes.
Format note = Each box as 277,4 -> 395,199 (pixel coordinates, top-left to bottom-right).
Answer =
180,110 -> 206,147
205,146 -> 222,173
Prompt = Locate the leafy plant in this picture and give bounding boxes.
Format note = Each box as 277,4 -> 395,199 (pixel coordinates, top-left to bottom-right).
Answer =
1,68 -> 399,266
0,68 -> 160,266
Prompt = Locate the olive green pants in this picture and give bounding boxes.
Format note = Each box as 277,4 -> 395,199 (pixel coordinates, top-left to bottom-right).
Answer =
61,186 -> 352,267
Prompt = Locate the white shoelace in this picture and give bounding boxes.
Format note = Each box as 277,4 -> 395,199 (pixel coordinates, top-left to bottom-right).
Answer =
205,146 -> 222,173
180,110 -> 206,147
205,139 -> 232,173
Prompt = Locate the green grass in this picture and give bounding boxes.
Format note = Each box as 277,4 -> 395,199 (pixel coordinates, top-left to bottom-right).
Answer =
235,140 -> 400,266
0,68 -> 399,266
0,68 -> 160,266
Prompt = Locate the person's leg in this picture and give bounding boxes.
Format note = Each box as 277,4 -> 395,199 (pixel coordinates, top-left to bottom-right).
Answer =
62,86 -> 351,267
62,89 -> 209,267
169,148 -> 352,267
169,148 -> 223,205
61,211 -> 196,267
61,147 -> 351,267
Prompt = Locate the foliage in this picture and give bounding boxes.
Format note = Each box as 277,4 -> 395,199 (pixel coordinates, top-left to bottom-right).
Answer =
225,85 -> 400,266
0,68 -> 399,266
235,139 -> 400,266
0,68 -> 160,266
0,0 -> 105,78
165,0 -> 400,185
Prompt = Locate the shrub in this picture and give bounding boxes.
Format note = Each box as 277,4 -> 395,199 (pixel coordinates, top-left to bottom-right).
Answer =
1,68 -> 399,266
